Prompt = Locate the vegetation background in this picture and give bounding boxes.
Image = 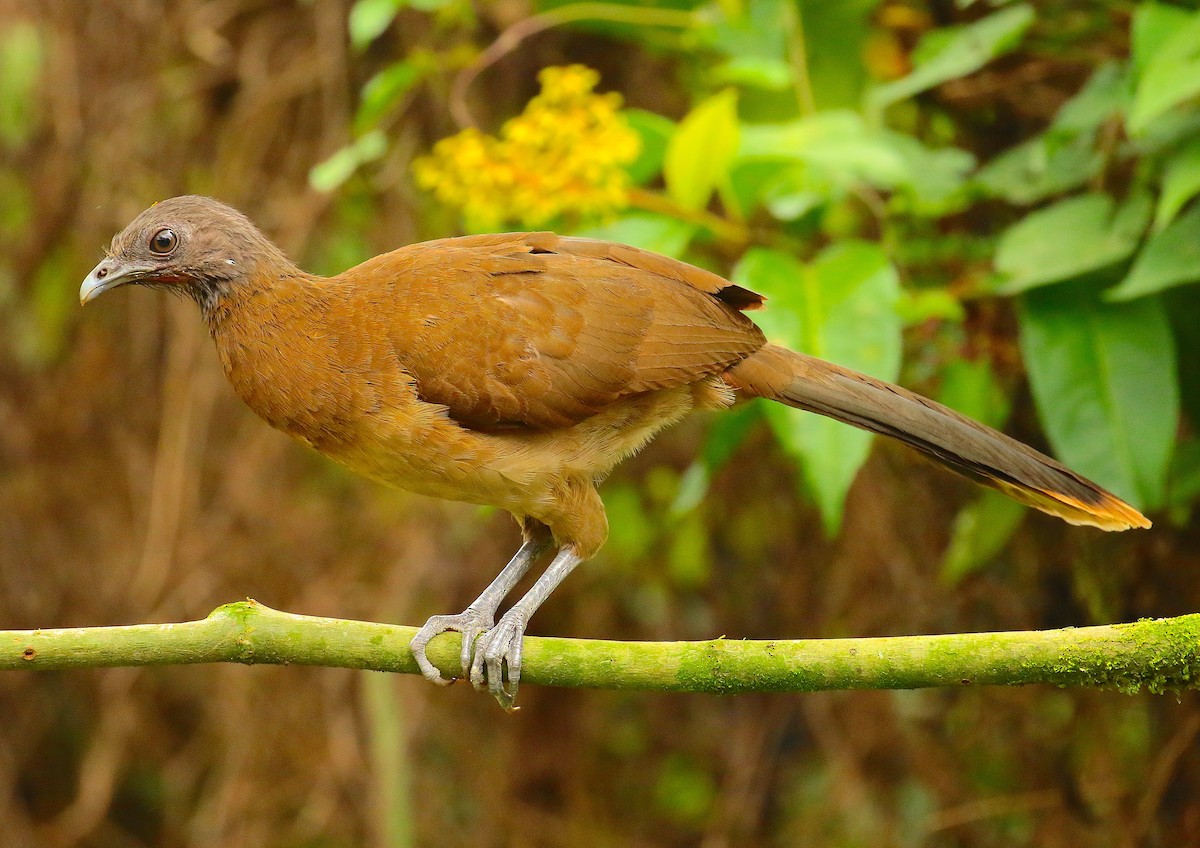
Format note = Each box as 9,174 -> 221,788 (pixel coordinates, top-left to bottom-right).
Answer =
1,0 -> 1199,845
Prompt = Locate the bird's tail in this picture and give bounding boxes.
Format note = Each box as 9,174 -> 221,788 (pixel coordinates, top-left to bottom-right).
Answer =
724,344 -> 1150,531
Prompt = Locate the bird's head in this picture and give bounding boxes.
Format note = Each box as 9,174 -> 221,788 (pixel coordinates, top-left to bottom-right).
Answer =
80,195 -> 295,315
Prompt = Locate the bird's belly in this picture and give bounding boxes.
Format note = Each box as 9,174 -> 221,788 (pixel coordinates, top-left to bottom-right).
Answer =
318,381 -> 732,515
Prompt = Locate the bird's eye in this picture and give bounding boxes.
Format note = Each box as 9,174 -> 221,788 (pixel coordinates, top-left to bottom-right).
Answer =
149,228 -> 178,255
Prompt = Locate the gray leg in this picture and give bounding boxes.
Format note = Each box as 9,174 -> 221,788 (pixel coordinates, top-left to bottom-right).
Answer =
410,538 -> 551,684
470,546 -> 584,709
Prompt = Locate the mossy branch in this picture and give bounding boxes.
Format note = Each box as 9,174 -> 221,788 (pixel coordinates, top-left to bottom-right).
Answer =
3,601 -> 1199,695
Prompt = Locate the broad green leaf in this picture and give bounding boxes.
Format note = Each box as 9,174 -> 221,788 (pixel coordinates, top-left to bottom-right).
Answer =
664,89 -> 739,210
572,213 -> 696,258
1054,62 -> 1130,133
995,193 -> 1151,294
1131,3 -> 1194,77
940,489 -> 1026,585
738,113 -> 970,213
354,59 -> 424,134
868,4 -> 1035,110
1128,10 -> 1200,135
1154,138 -> 1200,230
623,109 -> 675,185
1019,283 -> 1178,509
733,242 -> 901,534
739,112 -> 909,187
1108,202 -> 1200,301
976,133 -> 1103,205
349,0 -> 402,51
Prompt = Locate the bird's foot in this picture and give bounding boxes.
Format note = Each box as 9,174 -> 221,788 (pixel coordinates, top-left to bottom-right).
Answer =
409,606 -> 495,685
469,609 -> 530,711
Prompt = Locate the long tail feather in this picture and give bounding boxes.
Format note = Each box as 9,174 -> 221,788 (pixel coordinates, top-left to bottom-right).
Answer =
725,345 -> 1149,531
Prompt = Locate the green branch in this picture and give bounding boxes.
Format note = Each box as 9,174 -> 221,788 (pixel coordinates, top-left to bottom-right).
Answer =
4,601 -> 1199,695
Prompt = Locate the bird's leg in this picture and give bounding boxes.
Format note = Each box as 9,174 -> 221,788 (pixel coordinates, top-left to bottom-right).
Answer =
470,545 -> 584,710
410,537 -> 552,684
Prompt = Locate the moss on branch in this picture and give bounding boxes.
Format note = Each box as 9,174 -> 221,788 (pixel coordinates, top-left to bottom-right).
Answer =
3,601 -> 1198,695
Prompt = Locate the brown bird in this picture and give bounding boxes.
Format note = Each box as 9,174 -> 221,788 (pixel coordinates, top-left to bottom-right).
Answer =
81,196 -> 1149,708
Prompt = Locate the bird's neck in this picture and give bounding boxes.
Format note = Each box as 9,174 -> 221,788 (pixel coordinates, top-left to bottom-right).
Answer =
203,271 -> 348,445
197,259 -> 314,330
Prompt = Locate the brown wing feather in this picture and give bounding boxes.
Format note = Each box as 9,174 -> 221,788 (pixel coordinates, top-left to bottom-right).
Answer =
345,232 -> 766,429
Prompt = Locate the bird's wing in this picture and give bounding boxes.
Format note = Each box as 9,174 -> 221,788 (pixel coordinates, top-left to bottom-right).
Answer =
355,232 -> 767,429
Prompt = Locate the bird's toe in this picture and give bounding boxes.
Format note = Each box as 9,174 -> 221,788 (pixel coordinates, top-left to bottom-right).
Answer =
470,613 -> 527,710
410,608 -> 495,684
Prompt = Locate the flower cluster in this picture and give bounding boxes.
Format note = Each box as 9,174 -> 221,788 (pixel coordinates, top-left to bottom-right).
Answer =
413,65 -> 640,230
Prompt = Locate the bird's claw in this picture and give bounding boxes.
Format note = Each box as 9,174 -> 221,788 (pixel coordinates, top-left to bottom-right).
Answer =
469,610 -> 529,711
409,607 -> 494,685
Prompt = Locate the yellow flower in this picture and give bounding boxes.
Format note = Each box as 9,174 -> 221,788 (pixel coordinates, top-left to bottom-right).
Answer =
413,65 -> 641,230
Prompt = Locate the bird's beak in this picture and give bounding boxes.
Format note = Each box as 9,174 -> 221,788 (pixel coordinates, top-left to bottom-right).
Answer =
79,259 -> 152,305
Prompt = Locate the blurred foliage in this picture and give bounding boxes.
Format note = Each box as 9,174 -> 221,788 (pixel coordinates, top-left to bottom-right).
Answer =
2,1 -> 1200,847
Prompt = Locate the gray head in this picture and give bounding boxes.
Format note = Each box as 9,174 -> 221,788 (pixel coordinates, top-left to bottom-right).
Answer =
79,195 -> 298,316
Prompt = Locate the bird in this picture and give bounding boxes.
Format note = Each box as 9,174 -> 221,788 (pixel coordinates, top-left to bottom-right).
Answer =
80,195 -> 1150,709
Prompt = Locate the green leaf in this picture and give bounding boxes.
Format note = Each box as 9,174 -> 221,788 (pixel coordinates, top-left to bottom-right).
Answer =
976,133 -> 1103,205
1018,283 -> 1178,510
940,489 -> 1026,585
739,112 -> 909,188
1055,61 -> 1130,133
868,4 -> 1035,110
349,0 -> 402,51
1132,3 -> 1193,77
1128,9 -> 1200,135
623,109 -> 675,185
308,131 -> 387,192
713,56 -> 792,90
734,242 -> 901,534
1108,202 -> 1200,301
572,213 -> 697,259
354,60 -> 424,134
995,193 -> 1151,294
664,89 -> 739,210
737,113 -> 971,214
1154,137 -> 1200,230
